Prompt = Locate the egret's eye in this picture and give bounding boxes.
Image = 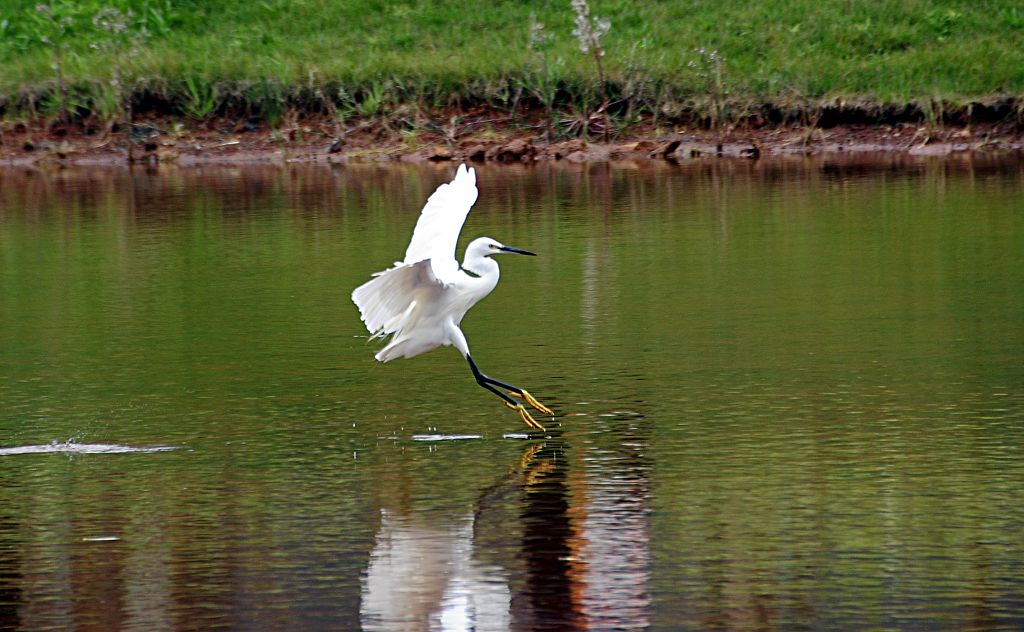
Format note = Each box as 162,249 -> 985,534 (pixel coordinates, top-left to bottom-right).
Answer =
489,244 -> 499,250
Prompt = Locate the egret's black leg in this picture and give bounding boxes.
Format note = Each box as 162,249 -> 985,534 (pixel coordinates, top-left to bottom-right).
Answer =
466,356 -> 539,404
473,370 -> 518,393
468,357 -> 555,416
467,356 -> 555,416
467,355 -> 521,407
466,355 -> 548,430
472,367 -> 521,408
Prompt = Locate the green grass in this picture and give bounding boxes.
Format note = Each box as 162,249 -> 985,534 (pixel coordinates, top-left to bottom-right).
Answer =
1,0 -> 1022,126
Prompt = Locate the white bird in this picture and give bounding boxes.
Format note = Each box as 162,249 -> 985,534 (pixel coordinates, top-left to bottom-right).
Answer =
351,164 -> 553,430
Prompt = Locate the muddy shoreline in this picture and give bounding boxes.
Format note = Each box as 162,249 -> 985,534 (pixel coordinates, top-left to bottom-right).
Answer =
2,113 -> 1022,167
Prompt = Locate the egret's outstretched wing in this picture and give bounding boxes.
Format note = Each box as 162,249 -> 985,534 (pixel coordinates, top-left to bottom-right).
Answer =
402,164 -> 478,284
351,259 -> 444,337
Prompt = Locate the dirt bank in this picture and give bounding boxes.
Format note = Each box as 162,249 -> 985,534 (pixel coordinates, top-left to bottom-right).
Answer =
2,111 -> 1022,167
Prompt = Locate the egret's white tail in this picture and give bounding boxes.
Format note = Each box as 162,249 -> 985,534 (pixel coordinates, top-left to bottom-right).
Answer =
374,311 -> 443,361
375,338 -> 427,362
351,259 -> 446,362
373,302 -> 430,362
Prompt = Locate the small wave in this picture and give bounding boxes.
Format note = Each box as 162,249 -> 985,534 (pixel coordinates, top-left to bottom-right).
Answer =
410,434 -> 482,442
0,441 -> 178,456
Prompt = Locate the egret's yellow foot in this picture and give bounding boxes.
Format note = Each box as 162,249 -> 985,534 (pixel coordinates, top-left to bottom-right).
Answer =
514,389 -> 553,416
505,401 -> 546,431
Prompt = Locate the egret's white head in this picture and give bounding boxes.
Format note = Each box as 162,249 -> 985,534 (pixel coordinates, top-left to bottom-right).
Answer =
460,237 -> 536,277
466,237 -> 537,259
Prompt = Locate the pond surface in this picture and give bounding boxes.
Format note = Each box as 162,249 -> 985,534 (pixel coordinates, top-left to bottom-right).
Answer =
1,157 -> 1023,630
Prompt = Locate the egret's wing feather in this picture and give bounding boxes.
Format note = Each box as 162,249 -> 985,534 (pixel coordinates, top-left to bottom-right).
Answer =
403,164 -> 478,284
351,259 -> 445,337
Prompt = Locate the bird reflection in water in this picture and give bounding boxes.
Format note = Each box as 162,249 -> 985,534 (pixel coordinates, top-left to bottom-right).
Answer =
506,427 -> 652,631
360,425 -> 651,631
508,438 -> 589,631
360,509 -> 512,631
0,514 -> 22,631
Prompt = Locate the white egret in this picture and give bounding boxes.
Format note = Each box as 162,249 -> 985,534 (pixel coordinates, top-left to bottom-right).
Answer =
351,164 -> 553,430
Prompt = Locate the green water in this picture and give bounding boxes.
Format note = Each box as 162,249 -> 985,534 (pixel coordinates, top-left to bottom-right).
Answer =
1,158 -> 1022,630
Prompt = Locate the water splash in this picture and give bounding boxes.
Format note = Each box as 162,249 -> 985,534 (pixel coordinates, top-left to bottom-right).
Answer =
0,440 -> 178,456
410,434 -> 482,442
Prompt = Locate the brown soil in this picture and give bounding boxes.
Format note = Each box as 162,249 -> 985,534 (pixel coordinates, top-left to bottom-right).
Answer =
2,110 -> 1022,167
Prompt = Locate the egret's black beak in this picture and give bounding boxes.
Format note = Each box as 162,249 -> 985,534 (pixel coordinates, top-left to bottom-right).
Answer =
499,245 -> 536,256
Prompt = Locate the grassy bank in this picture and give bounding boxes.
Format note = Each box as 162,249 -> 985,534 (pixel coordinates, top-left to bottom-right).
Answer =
1,0 -> 1023,134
